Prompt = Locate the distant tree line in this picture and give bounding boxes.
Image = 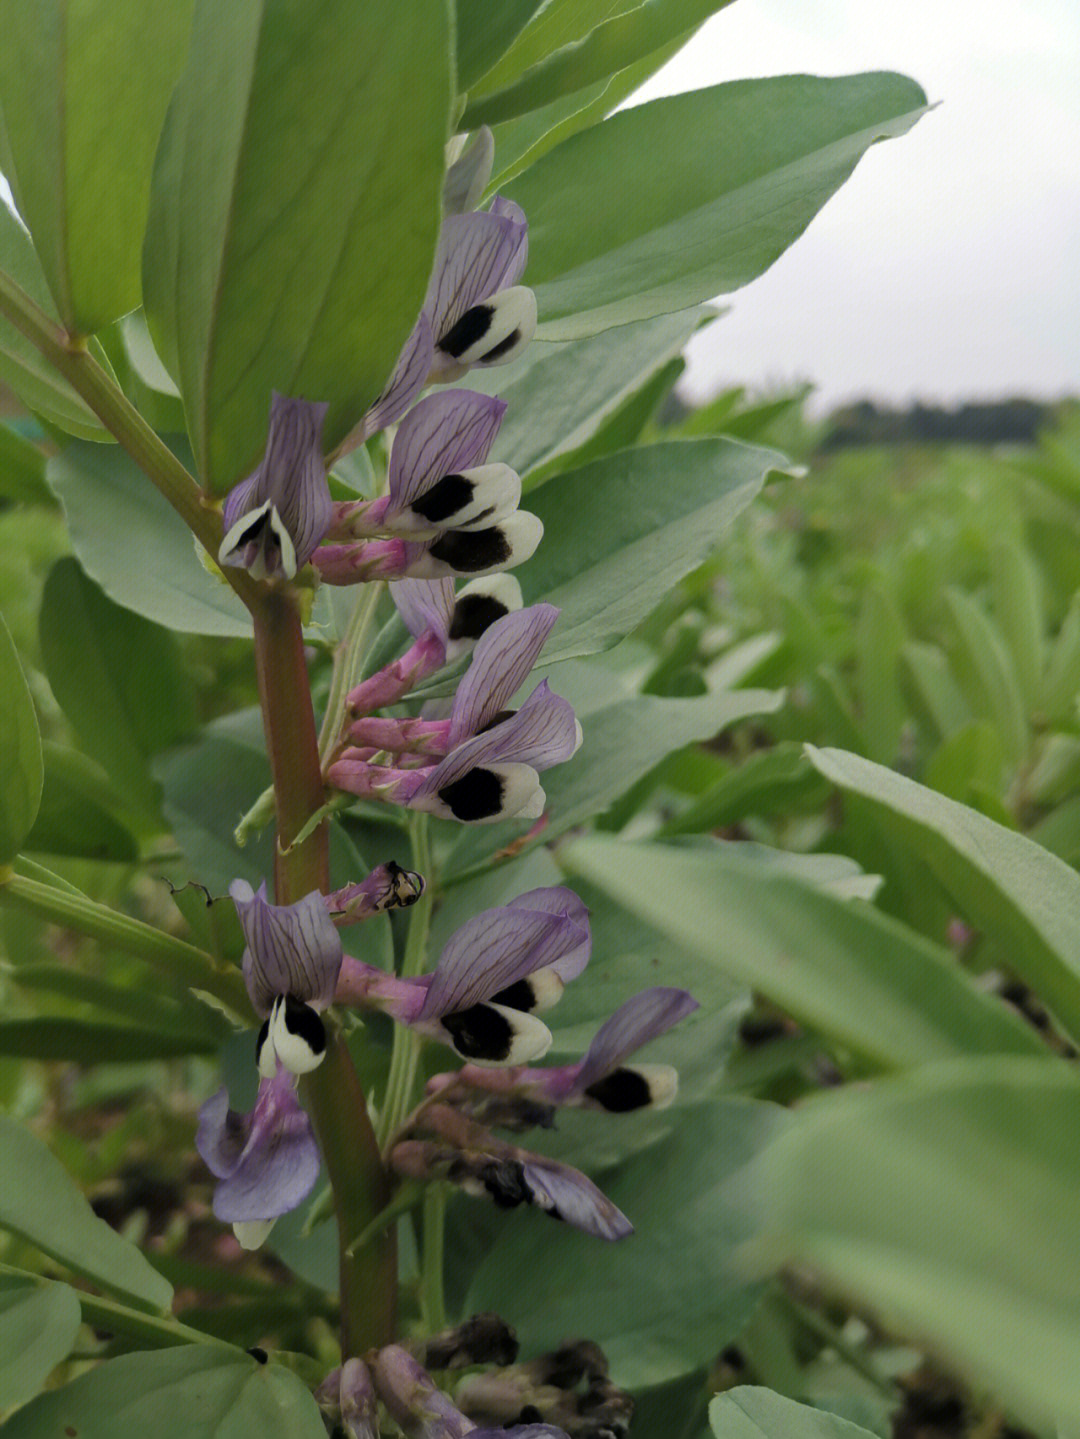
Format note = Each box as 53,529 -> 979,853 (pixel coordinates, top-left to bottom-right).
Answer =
819,398 -> 1054,449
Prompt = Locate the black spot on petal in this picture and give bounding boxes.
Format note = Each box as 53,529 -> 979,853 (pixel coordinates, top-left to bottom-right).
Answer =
489,978 -> 537,1013
480,327 -> 521,362
583,1068 -> 654,1113
478,1158 -> 531,1208
255,1017 -> 271,1064
247,1347 -> 268,1364
282,996 -> 327,1057
429,526 -> 512,573
439,304 -> 493,359
438,768 -> 505,821
411,473 -> 475,524
449,592 -> 509,641
442,1002 -> 515,1061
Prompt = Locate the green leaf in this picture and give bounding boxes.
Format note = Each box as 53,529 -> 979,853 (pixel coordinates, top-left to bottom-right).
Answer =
47,438 -> 256,636
0,205 -> 113,440
560,835 -> 1044,1069
854,585 -> 905,764
0,611 -> 42,865
0,1018 -> 218,1061
658,743 -> 830,836
11,963 -> 230,1040
0,0 -> 195,331
990,538 -> 1045,708
900,640 -> 970,743
143,0 -> 452,491
806,746 -> 1080,1043
469,307 -> 708,479
0,423 -> 53,505
455,0 -> 546,91
27,743 -> 139,862
474,0 -> 643,96
448,664 -> 782,872
742,1058 -> 1080,1429
2,1344 -> 326,1439
0,1277 -> 82,1412
522,439 -> 788,664
0,1114 -> 173,1312
464,0 -> 733,127
38,558 -> 196,826
465,1099 -> 788,1388
710,1389 -> 880,1439
504,73 -> 929,339
945,587 -> 1029,763
1041,591 -> 1080,722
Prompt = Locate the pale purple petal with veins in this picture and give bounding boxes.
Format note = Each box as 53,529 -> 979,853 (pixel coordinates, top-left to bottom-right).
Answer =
230,880 -> 343,1017
447,604 -> 559,746
196,1067 -> 321,1222
419,905 -> 586,1021
221,394 -> 332,572
347,313 -> 435,451
574,987 -> 699,1092
414,683 -> 578,807
388,390 -> 506,513
375,1347 -> 475,1439
507,886 -> 591,981
390,577 -> 455,643
424,207 -> 528,340
518,1157 -> 633,1241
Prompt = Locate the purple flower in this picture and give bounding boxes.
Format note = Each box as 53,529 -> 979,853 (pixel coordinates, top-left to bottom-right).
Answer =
230,880 -> 343,1076
337,311 -> 436,457
425,197 -> 536,381
391,1106 -> 632,1242
335,886 -> 590,1065
195,1064 -> 321,1247
374,1346 -> 566,1439
429,987 -> 698,1127
218,393 -> 332,580
347,604 -> 563,757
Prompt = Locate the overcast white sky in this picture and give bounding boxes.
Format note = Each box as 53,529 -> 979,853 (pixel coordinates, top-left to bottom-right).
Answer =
627,0 -> 1080,411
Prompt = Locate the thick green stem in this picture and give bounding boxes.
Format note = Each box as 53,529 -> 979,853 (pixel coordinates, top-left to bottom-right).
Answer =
0,872 -> 247,1013
0,267 -> 257,610
250,591 -> 396,1354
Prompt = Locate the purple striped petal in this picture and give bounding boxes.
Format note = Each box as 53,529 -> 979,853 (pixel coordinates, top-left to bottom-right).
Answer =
448,604 -> 560,746
196,1068 -> 321,1223
518,1157 -> 633,1241
220,394 -> 331,577
507,886 -> 591,981
231,880 -> 343,1017
388,390 -> 506,512
575,988 -> 699,1092
419,906 -> 584,1021
375,1348 -> 474,1439
390,577 -> 455,643
424,208 -> 528,343
347,313 -> 434,450
428,682 -> 578,791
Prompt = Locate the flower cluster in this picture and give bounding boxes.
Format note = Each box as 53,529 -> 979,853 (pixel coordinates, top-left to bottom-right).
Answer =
194,126 -> 698,1431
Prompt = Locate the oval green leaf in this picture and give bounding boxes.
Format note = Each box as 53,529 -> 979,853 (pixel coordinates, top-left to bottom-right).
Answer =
0,1277 -> 82,1413
143,0 -> 452,491
741,1058 -> 1080,1429
505,72 -> 930,339
2,1345 -> 326,1439
710,1389 -> 880,1439
0,612 -> 42,864
0,0 -> 195,332
806,746 -> 1080,1044
560,835 -> 1044,1069
0,1114 -> 173,1312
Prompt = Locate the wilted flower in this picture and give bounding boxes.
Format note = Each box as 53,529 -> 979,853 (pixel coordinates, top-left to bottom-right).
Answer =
391,1106 -> 632,1241
230,880 -> 343,1076
374,1345 -> 570,1439
218,393 -> 332,580
325,861 -> 425,925
195,1063 -> 321,1248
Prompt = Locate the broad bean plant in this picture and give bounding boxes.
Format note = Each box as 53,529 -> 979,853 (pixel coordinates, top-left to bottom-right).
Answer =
26,3 -> 1080,1437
